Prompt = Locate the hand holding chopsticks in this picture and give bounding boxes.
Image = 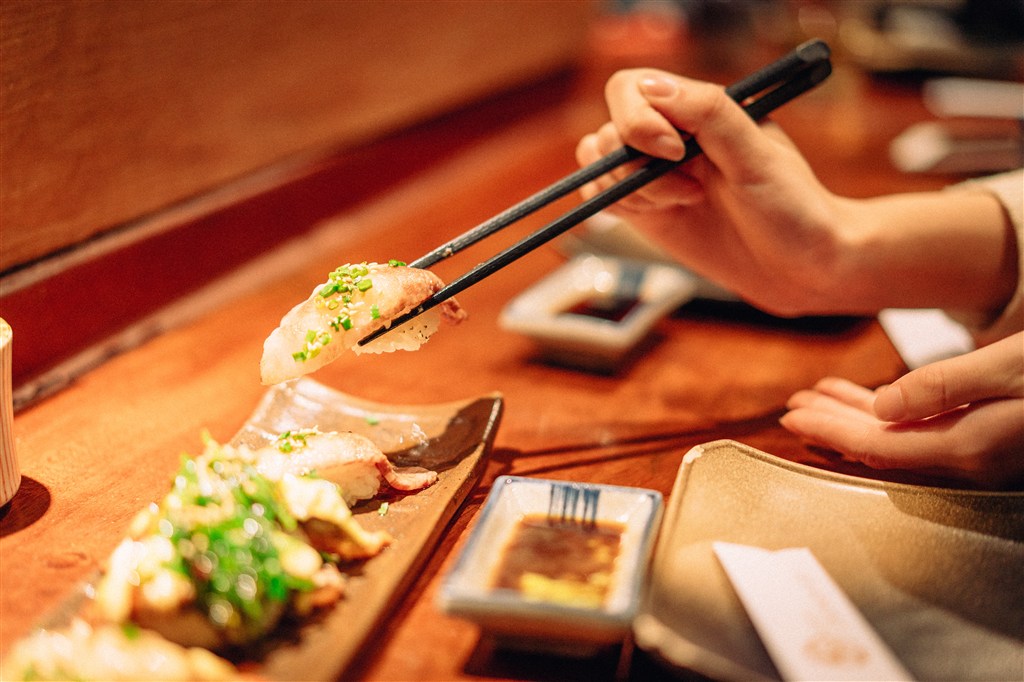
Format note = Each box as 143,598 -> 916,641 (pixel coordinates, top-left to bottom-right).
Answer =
359,40 -> 832,346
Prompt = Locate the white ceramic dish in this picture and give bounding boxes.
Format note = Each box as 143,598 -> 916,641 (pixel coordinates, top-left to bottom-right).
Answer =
499,253 -> 696,370
558,212 -> 739,302
439,476 -> 662,654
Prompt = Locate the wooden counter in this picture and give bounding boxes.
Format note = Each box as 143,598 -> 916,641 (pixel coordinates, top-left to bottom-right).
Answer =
0,36 -> 977,681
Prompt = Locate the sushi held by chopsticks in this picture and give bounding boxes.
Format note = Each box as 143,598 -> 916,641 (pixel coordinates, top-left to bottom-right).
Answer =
260,261 -> 466,385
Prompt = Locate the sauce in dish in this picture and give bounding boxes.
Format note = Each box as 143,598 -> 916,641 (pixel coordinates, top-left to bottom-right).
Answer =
491,514 -> 624,608
560,297 -> 641,323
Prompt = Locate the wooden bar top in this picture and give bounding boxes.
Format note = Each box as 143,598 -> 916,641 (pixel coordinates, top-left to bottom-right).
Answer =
1,38 -> 972,681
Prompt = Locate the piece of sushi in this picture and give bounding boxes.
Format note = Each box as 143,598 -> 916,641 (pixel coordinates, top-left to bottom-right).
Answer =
92,435 -> 384,649
257,428 -> 438,506
260,261 -> 466,385
0,619 -> 240,681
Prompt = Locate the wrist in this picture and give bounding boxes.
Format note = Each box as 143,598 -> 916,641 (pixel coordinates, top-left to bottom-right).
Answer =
786,195 -> 872,314
829,190 -> 1016,314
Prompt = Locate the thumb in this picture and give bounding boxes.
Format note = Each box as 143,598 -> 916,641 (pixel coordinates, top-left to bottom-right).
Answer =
874,332 -> 1024,421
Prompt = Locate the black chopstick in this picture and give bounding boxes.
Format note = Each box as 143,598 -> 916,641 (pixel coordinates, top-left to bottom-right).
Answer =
409,39 -> 830,271
360,40 -> 832,346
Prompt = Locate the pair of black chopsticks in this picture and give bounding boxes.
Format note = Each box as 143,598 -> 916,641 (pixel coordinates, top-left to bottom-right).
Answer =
359,39 -> 832,346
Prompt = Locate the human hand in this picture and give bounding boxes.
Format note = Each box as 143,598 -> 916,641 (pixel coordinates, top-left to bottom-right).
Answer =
780,332 -> 1024,486
575,68 -> 852,317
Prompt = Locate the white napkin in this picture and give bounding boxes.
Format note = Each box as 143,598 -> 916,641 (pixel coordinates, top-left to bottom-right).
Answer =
877,308 -> 974,369
713,542 -> 914,681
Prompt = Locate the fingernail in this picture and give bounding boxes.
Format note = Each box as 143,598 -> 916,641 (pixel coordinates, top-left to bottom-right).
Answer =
873,384 -> 906,421
779,412 -> 803,435
639,75 -> 679,99
652,133 -> 685,159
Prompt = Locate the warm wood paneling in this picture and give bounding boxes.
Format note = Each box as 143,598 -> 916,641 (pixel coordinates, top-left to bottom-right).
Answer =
0,0 -> 596,272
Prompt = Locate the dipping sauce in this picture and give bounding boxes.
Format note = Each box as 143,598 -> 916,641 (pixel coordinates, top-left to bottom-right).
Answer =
491,514 -> 624,608
560,297 -> 641,323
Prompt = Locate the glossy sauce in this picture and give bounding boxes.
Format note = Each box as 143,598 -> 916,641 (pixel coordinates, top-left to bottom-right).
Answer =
491,514 -> 624,608
560,297 -> 641,323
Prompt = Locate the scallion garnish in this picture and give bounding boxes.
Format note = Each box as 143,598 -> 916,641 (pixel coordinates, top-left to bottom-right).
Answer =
295,261 -> 404,360
276,427 -> 320,453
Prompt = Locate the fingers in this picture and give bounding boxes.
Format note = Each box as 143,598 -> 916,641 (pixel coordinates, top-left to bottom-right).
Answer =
782,376 -> 1024,483
782,382 -> 881,464
579,67 -> 792,214
792,376 -> 878,413
604,69 -> 688,160
575,124 -> 706,210
873,332 -> 1024,421
607,69 -> 777,185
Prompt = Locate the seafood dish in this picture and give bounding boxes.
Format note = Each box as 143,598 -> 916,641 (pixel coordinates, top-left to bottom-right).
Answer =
260,261 -> 466,385
1,619 -> 240,681
3,427 -> 440,679
256,428 -> 438,506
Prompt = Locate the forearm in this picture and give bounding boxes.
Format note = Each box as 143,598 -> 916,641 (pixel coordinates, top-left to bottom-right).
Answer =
830,189 -> 1018,316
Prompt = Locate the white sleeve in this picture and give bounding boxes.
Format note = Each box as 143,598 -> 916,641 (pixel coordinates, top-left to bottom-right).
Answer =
945,168 -> 1023,345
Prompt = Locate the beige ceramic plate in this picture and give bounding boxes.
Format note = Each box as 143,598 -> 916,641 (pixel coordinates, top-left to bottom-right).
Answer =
635,439 -> 1024,681
42,377 -> 503,681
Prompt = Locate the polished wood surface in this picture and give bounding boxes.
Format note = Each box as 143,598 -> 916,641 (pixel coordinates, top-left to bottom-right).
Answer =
1,34 -> 971,681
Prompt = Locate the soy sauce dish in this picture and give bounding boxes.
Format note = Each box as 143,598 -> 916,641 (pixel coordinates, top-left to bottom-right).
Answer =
499,254 -> 697,371
438,476 -> 662,653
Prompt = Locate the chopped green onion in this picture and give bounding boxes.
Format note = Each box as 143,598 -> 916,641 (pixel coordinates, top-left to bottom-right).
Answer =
120,622 -> 142,640
294,330 -> 331,363
300,261 -> 404,359
276,428 -> 320,453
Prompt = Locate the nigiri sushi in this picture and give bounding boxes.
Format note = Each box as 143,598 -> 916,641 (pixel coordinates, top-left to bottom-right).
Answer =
257,428 -> 438,506
0,619 -> 239,681
260,261 -> 466,385
93,435 -> 386,649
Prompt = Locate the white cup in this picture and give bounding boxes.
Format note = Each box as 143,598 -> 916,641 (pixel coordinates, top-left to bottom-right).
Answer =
0,318 -> 19,507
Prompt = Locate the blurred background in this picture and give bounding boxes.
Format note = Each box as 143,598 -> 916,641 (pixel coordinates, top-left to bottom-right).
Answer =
3,0 -> 1022,272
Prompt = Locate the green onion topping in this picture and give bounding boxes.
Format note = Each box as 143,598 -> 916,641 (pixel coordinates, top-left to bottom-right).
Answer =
294,261 -> 407,362
276,427 -> 320,453
156,438 -> 313,644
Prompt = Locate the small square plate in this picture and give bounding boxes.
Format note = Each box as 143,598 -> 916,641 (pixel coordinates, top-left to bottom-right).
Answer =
499,254 -> 697,370
438,476 -> 662,654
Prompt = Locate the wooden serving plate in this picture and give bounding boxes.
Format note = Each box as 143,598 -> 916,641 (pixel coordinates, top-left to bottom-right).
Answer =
36,377 -> 503,681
